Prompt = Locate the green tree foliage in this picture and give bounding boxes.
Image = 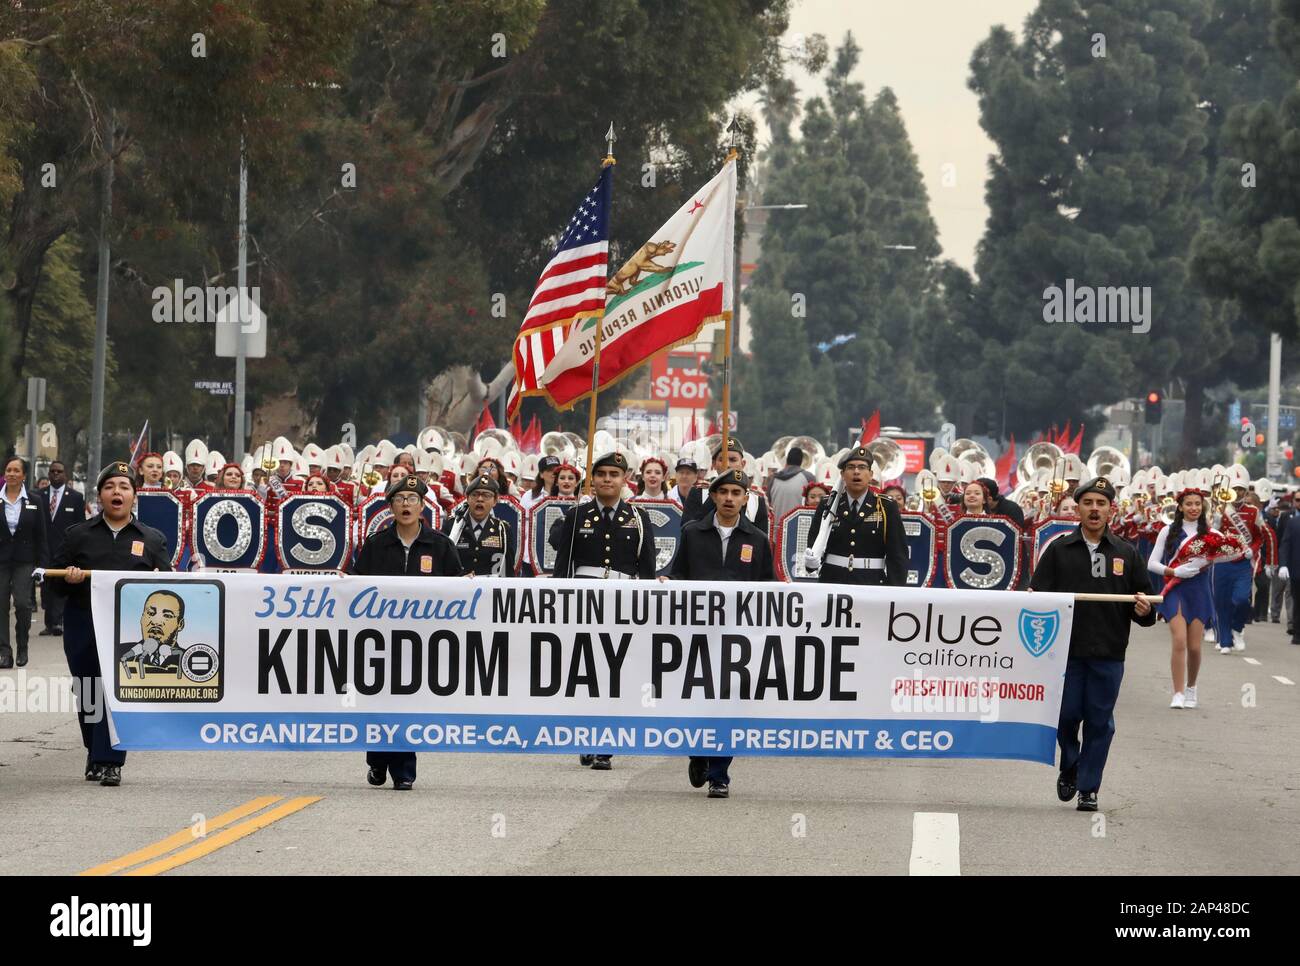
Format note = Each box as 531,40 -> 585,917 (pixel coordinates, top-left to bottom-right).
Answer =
737,35 -> 946,448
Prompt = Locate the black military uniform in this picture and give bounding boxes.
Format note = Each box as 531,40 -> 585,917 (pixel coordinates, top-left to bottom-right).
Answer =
50,462 -> 172,785
548,456 -> 657,582
806,446 -> 908,586
441,476 -> 516,577
669,470 -> 776,798
548,452 -> 655,770
350,474 -> 462,789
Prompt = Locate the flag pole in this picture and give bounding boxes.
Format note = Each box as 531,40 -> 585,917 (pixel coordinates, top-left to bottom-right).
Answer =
718,138 -> 739,477
583,123 -> 617,497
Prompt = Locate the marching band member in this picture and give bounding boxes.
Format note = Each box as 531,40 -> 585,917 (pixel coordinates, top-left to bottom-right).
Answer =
880,481 -> 907,506
49,461 -> 172,786
349,474 -> 462,790
1029,476 -> 1154,812
803,480 -> 831,507
137,453 -> 165,489
803,446 -> 907,586
203,450 -> 225,486
1212,466 -> 1275,653
551,464 -> 582,498
666,469 -> 777,799
1147,483 -> 1215,710
548,452 -> 656,771
180,439 -> 208,491
959,479 -> 992,516
633,457 -> 670,500
442,475 -> 516,577
304,473 -> 333,495
162,451 -> 183,489
216,463 -> 247,491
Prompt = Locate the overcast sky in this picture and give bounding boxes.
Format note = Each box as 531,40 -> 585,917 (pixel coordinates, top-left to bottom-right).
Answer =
742,0 -> 1041,272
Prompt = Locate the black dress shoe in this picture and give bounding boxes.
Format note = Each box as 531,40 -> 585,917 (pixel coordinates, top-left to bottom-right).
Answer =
84,756 -> 103,782
0,656 -> 12,670
16,652 -> 28,668
52,626 -> 62,637
577,754 -> 595,767
688,757 -> 708,789
367,766 -> 387,786
707,781 -> 729,799
1076,791 -> 1098,812
38,627 -> 55,637
393,778 -> 414,790
590,757 -> 612,771
1056,772 -> 1077,802
99,766 -> 122,787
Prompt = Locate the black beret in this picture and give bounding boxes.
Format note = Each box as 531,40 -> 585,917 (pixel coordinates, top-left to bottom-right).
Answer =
592,451 -> 629,472
838,446 -> 874,471
466,474 -> 500,496
97,461 -> 137,490
710,469 -> 750,493
1073,476 -> 1116,504
385,474 -> 428,502
711,438 -> 744,459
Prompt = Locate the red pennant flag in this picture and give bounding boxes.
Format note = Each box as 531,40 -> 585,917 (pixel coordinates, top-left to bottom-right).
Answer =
1069,424 -> 1085,455
473,404 -> 496,440
996,434 -> 1017,493
521,415 -> 541,454
859,409 -> 881,445
683,410 -> 699,443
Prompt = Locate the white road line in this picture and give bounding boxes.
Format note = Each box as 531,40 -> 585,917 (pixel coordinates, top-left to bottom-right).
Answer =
1243,658 -> 1262,666
909,812 -> 960,876
1272,676 -> 1295,686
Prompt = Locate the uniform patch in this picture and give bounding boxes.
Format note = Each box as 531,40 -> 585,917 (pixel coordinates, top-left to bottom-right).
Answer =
130,540 -> 145,557
420,554 -> 433,573
740,543 -> 754,563
482,536 -> 501,548
1111,557 -> 1125,576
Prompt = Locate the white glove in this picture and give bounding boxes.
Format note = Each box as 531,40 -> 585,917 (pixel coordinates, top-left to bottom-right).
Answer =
1280,566 -> 1291,582
802,548 -> 822,573
1266,565 -> 1277,578
32,567 -> 46,583
1173,563 -> 1200,579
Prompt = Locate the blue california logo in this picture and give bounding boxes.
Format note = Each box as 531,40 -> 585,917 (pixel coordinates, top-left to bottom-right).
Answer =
1018,609 -> 1059,658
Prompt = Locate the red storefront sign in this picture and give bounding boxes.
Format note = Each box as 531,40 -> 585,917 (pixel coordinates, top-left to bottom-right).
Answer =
650,351 -> 711,406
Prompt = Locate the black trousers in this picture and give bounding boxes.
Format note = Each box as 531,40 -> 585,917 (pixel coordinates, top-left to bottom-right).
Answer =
366,751 -> 416,783
42,578 -> 65,629
0,562 -> 36,661
63,604 -> 126,766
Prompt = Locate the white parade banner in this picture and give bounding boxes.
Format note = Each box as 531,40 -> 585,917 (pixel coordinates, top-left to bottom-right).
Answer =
92,573 -> 1073,764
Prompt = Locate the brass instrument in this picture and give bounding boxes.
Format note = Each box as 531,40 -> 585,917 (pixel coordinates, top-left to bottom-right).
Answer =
361,462 -> 382,488
162,477 -> 176,491
1018,441 -> 1063,485
1159,495 -> 1177,526
260,442 -> 277,473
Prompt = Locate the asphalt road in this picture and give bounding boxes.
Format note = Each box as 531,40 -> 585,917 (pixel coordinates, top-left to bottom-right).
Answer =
2,615 -> 1297,876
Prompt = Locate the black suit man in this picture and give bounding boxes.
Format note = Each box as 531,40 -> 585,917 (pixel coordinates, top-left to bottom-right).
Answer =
39,459 -> 85,635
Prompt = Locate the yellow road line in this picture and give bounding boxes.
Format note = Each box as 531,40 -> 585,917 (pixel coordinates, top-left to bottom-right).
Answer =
123,796 -> 322,876
80,795 -> 284,876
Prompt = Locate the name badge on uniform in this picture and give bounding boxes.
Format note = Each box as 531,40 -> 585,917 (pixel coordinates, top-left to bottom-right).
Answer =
131,540 -> 145,557
1112,557 -> 1125,576
739,543 -> 754,563
420,555 -> 433,573
25,503 -> 37,510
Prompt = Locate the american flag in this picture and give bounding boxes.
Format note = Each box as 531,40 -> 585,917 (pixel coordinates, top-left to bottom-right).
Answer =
507,165 -> 611,419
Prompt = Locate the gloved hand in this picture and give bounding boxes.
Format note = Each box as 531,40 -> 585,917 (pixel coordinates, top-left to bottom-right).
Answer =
1173,563 -> 1200,579
1280,566 -> 1291,582
802,548 -> 822,573
31,567 -> 45,584
1266,565 -> 1277,578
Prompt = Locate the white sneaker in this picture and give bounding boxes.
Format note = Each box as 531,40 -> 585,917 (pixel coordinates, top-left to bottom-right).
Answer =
1170,692 -> 1185,709
1218,645 -> 1233,654
1184,685 -> 1197,709
1232,630 -> 1245,651
1205,627 -> 1218,644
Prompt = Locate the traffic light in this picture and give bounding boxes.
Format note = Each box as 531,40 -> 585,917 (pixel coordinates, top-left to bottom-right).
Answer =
1144,390 -> 1163,424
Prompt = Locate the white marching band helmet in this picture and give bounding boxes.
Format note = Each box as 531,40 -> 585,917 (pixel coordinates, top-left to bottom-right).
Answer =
163,451 -> 183,475
204,450 -> 225,478
184,438 -> 208,468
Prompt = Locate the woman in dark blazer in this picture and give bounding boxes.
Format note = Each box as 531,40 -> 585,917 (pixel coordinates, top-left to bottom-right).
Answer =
0,456 -> 49,667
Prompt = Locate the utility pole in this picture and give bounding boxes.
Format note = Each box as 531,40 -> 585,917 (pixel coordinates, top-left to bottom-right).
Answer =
1267,333 -> 1283,480
88,110 -> 114,479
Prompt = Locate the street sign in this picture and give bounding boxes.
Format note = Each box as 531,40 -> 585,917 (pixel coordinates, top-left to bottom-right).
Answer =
26,377 -> 46,411
214,290 -> 267,358
195,380 -> 235,396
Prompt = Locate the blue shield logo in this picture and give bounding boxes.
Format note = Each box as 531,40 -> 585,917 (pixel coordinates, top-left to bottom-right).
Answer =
1018,609 -> 1060,658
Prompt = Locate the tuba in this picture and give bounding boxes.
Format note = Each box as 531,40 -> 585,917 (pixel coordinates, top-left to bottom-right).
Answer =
950,438 -> 996,482
777,435 -> 826,470
1087,446 -> 1131,485
863,438 -> 906,481
1018,441 -> 1063,486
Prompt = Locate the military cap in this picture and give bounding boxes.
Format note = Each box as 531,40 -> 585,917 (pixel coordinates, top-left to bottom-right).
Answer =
592,451 -> 629,473
838,446 -> 875,471
466,474 -> 500,496
97,461 -> 137,491
709,469 -> 751,493
384,474 -> 428,502
1073,476 -> 1117,504
711,437 -> 744,459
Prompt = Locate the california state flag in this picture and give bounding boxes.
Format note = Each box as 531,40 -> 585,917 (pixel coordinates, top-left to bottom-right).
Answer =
539,157 -> 736,407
